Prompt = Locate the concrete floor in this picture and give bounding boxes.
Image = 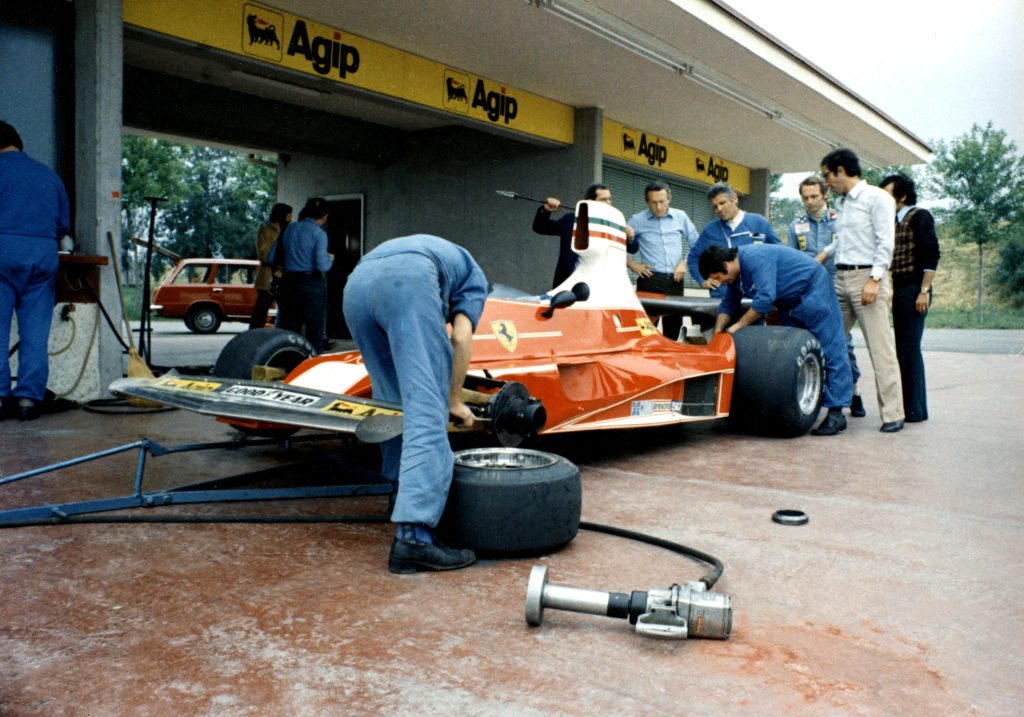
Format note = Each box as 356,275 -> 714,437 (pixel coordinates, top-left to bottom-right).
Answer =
1,348 -> 1022,716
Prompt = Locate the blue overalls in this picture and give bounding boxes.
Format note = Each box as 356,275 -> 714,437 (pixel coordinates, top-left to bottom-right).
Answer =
721,244 -> 852,409
342,235 -> 488,528
1,151 -> 70,401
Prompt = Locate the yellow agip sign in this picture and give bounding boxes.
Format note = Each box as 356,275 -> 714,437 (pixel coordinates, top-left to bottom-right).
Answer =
123,0 -> 575,144
603,119 -> 750,195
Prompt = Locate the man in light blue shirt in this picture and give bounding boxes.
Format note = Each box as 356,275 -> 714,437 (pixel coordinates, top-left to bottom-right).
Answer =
820,148 -> 904,432
274,197 -> 333,352
626,181 -> 698,341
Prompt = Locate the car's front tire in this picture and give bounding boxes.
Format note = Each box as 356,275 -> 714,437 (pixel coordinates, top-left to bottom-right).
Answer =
728,325 -> 823,437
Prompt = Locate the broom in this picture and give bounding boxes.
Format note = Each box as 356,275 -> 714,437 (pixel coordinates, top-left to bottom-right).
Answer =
107,231 -> 163,407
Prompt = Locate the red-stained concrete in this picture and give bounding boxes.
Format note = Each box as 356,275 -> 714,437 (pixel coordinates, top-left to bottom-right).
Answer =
1,349 -> 1021,715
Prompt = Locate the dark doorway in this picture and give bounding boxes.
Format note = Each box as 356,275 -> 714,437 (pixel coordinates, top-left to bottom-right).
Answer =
324,195 -> 364,339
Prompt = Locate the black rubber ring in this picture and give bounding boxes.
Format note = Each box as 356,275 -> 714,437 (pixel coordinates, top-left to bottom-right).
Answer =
772,509 -> 809,526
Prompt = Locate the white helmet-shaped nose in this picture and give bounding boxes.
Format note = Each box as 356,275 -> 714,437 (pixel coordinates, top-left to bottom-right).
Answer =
571,200 -> 628,258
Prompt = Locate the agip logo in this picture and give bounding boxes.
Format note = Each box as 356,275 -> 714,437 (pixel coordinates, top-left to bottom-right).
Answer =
443,70 -> 470,114
242,4 -> 284,61
620,127 -> 667,167
695,155 -> 730,183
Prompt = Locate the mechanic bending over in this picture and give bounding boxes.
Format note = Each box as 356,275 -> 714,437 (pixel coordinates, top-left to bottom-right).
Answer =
699,244 -> 853,437
343,234 -> 489,574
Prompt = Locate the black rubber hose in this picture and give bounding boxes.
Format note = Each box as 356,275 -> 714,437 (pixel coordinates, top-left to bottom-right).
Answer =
580,520 -> 724,589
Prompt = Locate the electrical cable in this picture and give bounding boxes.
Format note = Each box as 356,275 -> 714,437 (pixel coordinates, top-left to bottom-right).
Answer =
579,520 -> 724,589
0,511 -> 724,588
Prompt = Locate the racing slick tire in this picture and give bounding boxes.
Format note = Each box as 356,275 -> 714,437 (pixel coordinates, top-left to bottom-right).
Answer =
437,448 -> 581,558
213,328 -> 316,437
214,328 -> 315,379
186,304 -> 222,334
728,325 -> 823,438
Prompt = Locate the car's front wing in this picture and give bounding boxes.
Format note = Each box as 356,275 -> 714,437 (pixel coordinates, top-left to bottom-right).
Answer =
110,371 -> 403,442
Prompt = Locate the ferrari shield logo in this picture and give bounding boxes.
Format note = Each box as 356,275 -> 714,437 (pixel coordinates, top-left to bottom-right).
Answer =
490,320 -> 518,352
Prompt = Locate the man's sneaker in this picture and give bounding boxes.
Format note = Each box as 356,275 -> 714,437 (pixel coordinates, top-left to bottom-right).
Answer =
811,410 -> 847,436
388,537 -> 476,574
849,394 -> 866,418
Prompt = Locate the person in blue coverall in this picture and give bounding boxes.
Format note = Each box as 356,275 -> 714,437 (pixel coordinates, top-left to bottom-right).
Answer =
688,182 -> 780,298
275,197 -> 332,352
699,244 -> 852,436
786,175 -> 866,418
343,234 -> 489,573
0,121 -> 70,421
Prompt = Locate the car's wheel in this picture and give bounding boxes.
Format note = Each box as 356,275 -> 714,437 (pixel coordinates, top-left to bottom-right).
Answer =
213,328 -> 315,379
728,325 -> 823,438
213,328 -> 316,438
186,305 -> 222,334
436,448 -> 581,558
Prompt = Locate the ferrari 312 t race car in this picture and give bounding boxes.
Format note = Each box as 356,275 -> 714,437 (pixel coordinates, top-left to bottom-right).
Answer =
112,200 -> 825,447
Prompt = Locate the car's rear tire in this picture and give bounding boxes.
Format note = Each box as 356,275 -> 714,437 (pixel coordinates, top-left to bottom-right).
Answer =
213,328 -> 316,438
437,448 -> 581,558
186,305 -> 222,334
728,325 -> 823,438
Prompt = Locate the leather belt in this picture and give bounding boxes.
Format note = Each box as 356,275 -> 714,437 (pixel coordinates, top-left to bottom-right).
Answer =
835,264 -> 872,270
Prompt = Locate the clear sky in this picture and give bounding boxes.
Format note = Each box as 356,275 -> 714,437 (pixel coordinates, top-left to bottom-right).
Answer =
723,0 -> 1024,166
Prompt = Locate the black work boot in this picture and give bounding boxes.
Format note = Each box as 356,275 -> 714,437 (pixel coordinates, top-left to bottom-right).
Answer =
388,524 -> 476,574
849,394 -> 866,417
811,408 -> 847,436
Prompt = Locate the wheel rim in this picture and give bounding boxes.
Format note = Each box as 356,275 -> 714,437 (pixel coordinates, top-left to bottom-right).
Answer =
454,447 -> 559,470
264,346 -> 310,373
796,352 -> 823,415
193,310 -> 217,331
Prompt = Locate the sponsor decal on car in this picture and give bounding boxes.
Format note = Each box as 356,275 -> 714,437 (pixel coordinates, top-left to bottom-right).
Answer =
323,399 -> 401,417
154,376 -> 222,392
221,385 -> 318,406
636,317 -> 658,336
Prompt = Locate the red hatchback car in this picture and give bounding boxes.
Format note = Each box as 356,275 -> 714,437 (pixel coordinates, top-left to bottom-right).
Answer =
151,258 -> 268,333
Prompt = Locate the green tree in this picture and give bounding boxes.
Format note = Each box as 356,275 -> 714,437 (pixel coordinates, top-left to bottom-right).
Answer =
161,146 -> 276,260
120,136 -> 190,283
862,164 -> 918,188
928,122 -> 1024,323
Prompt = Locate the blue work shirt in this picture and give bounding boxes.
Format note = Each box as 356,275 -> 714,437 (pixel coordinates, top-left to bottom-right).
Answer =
626,208 -> 698,273
719,243 -> 822,317
786,209 -> 838,276
0,151 -> 70,240
688,211 -> 780,295
358,234 -> 489,329
277,218 -> 332,273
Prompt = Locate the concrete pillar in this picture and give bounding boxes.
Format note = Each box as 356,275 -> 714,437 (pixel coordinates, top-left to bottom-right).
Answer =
564,106 -> 603,191
742,168 -> 770,216
75,0 -> 124,398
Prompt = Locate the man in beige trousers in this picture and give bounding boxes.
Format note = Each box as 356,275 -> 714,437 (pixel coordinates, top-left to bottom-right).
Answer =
819,148 -> 905,433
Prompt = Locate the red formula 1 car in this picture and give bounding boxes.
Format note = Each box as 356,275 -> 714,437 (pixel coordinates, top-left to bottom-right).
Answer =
112,201 -> 824,445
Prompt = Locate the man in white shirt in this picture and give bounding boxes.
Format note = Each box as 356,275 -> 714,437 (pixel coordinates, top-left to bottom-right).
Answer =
819,149 -> 904,433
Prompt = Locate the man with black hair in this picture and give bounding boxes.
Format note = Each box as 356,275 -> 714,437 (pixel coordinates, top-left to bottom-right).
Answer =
532,183 -> 628,288
820,148 -> 904,433
880,173 -> 939,423
275,197 -> 332,352
0,121 -> 70,421
626,180 -> 699,340
699,244 -> 852,436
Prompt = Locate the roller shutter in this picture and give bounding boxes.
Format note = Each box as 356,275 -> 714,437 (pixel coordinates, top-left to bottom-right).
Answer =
603,164 -> 715,289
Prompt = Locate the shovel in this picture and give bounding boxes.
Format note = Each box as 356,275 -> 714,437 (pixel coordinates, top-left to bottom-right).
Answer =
106,231 -> 162,407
